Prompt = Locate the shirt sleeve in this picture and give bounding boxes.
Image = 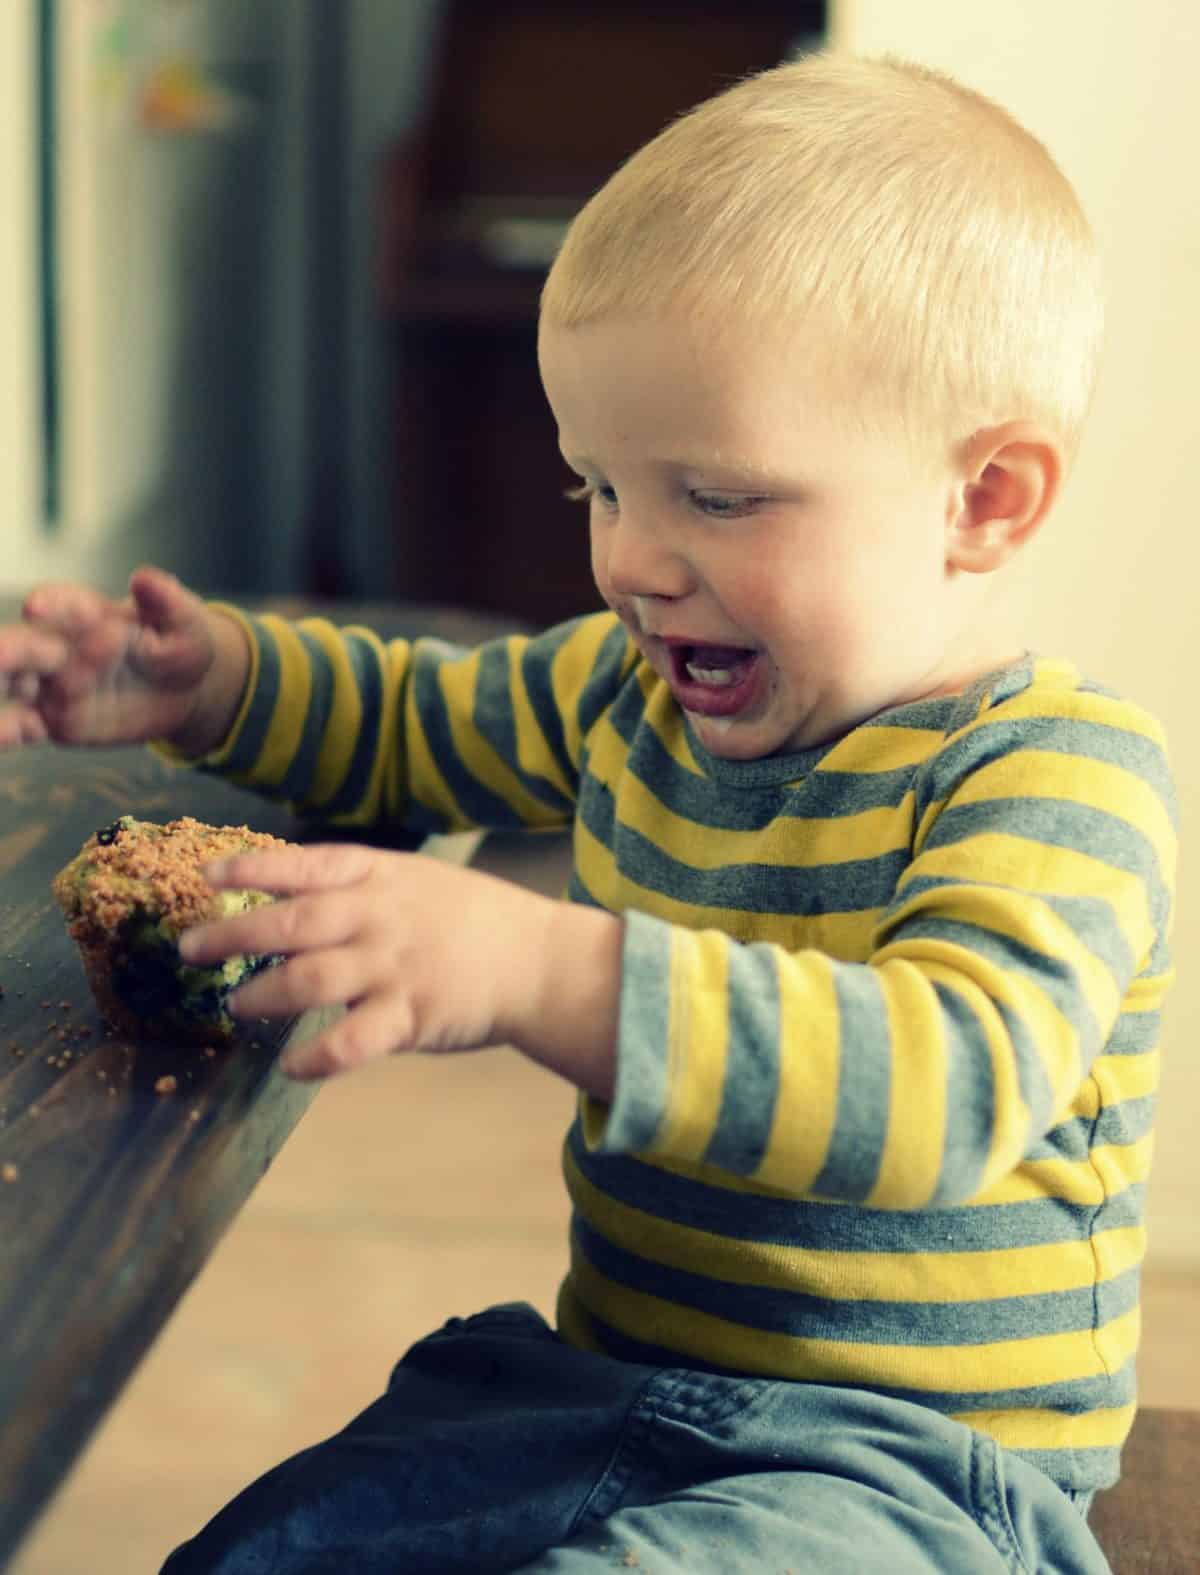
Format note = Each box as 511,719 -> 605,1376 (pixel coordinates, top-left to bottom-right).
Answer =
587,685 -> 1178,1209
160,606 -> 637,834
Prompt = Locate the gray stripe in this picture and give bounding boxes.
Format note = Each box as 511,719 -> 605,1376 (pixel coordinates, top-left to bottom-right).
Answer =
567,1121 -> 1146,1249
893,876 -> 1140,988
575,1289 -> 1137,1421
617,712 -> 927,831
811,967 -> 890,1202
922,797 -> 1173,925
702,943 -> 782,1176
918,716 -> 1176,825
607,910 -> 675,1152
576,619 -> 637,738
322,628 -> 389,819
217,614 -> 282,777
567,870 -> 602,908
932,982 -> 995,1204
996,994 -> 1055,1138
409,641 -> 525,829
587,802 -> 909,916
1027,1093 -> 1156,1164
881,910 -> 1105,1068
573,1215 -> 1139,1346
520,625 -> 585,797
472,639 -> 575,816
274,627 -> 336,804
1105,1009 -> 1161,1056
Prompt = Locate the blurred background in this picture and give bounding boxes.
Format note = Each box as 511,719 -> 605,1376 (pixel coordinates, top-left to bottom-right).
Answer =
2,1 -> 1197,1569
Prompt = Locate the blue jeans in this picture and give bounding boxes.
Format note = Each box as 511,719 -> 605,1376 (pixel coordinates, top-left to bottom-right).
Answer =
161,1303 -> 1110,1573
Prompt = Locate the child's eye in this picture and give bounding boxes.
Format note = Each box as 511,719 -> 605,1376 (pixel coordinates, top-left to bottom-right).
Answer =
564,480 -> 618,511
691,492 -> 766,519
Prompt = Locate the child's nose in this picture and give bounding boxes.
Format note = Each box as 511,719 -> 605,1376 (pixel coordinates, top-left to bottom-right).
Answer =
603,513 -> 692,601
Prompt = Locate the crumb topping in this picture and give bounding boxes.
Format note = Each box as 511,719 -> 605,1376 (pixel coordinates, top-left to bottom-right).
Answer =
53,815 -> 288,940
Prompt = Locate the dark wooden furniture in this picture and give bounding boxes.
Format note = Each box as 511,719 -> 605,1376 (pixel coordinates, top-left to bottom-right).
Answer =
380,0 -> 826,626
0,594 -> 520,1568
1091,1407 -> 1200,1572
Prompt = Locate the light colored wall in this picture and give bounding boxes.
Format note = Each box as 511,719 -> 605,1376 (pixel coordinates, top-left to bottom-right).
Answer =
834,0 -> 1198,1265
1,2 -> 48,570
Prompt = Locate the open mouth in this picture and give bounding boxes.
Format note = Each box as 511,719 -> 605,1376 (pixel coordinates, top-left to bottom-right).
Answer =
667,642 -> 762,717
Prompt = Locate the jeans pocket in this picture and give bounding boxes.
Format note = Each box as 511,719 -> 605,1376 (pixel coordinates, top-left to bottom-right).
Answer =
970,1433 -> 1034,1574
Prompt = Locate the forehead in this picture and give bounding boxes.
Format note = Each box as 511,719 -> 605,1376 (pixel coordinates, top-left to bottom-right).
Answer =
540,314 -> 812,446
537,312 -> 912,479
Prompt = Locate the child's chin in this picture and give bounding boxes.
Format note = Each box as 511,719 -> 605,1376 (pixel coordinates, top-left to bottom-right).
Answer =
687,712 -> 771,760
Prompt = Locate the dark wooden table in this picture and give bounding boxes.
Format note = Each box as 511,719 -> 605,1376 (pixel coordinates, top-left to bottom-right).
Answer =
0,594 -> 521,1568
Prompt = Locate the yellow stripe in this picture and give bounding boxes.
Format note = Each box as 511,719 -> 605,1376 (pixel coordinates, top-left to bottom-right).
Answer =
509,644 -> 576,803
255,616 -> 312,785
868,961 -> 948,1207
919,748 -> 1176,879
597,746 -> 915,868
822,723 -> 948,774
876,937 -> 1084,1129
656,930 -> 729,1163
1092,1046 -> 1159,1105
641,679 -> 707,777
299,618 -> 365,807
896,957 -> 1041,1193
1126,971 -> 1172,1008
884,874 -> 1125,1050
911,831 -> 1156,969
441,647 -> 573,828
551,614 -> 635,772
555,1278 -> 606,1353
998,671 -> 1168,753
567,1252 -> 1141,1391
564,1146 -> 1147,1302
405,659 -> 470,829
573,813 -> 880,957
953,1403 -> 1137,1452
756,950 -> 840,1192
973,1135 -> 1153,1206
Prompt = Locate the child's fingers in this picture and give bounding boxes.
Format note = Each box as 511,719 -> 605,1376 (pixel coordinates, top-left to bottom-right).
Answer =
21,582 -> 128,640
202,842 -> 380,896
0,624 -> 69,678
227,945 -> 370,1020
180,889 -> 360,965
0,704 -> 49,750
280,996 -> 410,1080
128,565 -> 195,630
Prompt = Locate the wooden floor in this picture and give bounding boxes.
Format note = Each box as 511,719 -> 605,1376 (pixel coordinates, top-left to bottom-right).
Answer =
11,832 -> 1200,1574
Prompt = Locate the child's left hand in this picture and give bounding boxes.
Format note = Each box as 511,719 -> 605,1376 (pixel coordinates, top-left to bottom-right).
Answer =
179,842 -> 620,1089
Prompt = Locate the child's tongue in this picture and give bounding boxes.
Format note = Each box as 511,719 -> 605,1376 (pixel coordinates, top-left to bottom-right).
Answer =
684,644 -> 755,684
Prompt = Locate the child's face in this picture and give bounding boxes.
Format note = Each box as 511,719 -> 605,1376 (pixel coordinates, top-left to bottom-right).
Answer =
539,312 -> 974,759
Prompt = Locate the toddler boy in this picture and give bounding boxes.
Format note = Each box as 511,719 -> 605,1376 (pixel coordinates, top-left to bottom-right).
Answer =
0,53 -> 1175,1574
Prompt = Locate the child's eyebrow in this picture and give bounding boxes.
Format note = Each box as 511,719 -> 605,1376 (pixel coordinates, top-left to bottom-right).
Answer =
675,453 -> 795,488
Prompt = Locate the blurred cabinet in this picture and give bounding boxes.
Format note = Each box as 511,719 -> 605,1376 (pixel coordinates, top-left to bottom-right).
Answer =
380,0 -> 826,626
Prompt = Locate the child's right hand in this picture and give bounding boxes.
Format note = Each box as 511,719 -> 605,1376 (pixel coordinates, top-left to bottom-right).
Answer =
0,565 -> 247,756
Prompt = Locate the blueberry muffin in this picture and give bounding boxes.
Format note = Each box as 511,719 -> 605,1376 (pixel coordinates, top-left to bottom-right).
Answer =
52,815 -> 287,1043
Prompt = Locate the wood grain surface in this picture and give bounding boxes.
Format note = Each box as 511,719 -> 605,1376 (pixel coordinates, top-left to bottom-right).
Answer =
1089,1407 -> 1200,1573
0,595 -> 521,1566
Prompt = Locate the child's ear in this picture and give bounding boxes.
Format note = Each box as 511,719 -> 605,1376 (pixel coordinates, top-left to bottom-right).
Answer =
945,422 -> 1064,574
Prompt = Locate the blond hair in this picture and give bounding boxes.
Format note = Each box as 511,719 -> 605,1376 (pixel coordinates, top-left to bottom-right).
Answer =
540,53 -> 1103,464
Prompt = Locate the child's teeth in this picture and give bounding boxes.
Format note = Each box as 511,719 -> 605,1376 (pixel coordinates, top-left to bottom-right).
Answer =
686,663 -> 737,685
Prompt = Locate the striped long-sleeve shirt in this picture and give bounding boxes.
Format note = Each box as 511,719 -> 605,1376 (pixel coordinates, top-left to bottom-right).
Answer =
189,605 -> 1177,1494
